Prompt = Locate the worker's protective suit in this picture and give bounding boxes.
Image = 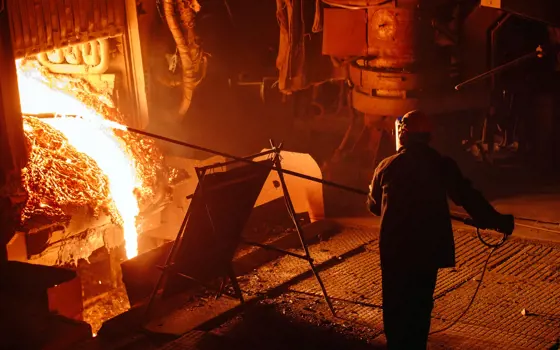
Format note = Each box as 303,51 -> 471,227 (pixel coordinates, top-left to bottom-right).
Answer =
367,110 -> 514,350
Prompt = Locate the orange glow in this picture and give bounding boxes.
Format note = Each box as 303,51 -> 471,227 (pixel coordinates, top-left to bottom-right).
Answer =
17,60 -> 141,258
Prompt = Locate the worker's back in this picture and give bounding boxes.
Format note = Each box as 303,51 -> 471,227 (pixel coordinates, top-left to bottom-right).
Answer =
374,142 -> 455,269
367,110 -> 513,350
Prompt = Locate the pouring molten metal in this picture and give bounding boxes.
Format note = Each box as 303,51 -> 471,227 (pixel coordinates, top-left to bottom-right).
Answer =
16,60 -> 165,259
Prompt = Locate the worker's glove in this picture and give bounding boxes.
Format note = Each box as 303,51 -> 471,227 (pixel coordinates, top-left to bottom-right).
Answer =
495,214 -> 515,236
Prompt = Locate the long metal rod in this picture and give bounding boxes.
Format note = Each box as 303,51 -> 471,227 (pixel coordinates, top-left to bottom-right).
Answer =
197,149 -> 277,172
125,126 -> 366,196
125,127 -> 556,235
455,47 -> 541,91
242,240 -> 311,261
490,13 -> 512,90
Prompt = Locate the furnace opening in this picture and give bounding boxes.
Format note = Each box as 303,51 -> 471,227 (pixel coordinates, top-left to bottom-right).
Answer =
14,57 -> 178,333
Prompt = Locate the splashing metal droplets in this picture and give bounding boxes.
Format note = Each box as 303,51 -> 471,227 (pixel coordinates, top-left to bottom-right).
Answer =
17,60 -> 142,259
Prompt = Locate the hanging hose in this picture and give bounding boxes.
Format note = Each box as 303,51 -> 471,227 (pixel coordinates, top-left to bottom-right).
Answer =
177,0 -> 207,81
162,0 -> 206,117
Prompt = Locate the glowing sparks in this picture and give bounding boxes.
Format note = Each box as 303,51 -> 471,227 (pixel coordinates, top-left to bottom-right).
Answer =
21,116 -> 112,221
17,60 -> 140,258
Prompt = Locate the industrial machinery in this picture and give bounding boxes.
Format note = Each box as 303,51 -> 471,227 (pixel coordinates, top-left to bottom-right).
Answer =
280,0 -> 560,171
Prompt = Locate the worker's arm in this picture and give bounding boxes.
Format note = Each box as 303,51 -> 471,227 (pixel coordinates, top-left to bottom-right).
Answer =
367,165 -> 383,216
442,157 -> 514,234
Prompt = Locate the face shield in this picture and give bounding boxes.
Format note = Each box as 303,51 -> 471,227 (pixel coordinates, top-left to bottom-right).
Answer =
395,116 -> 403,152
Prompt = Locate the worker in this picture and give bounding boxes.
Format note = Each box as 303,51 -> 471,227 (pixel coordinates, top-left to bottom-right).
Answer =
366,110 -> 514,350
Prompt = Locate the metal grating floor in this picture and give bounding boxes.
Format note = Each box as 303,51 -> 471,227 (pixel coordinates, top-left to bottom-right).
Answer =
239,224 -> 380,295
432,274 -> 560,348
256,227 -> 560,349
158,223 -> 560,350
155,331 -> 208,350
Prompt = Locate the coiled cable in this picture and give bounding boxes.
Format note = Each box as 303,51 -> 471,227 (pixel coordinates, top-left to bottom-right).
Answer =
429,227 -> 508,334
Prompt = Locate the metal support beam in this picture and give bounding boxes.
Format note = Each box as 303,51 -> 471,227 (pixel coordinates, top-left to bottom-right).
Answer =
124,0 -> 150,129
0,3 -> 27,190
481,0 -> 560,26
0,2 -> 28,260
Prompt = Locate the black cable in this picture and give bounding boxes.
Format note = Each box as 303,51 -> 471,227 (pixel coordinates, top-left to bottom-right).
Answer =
476,226 -> 508,248
429,227 -> 507,335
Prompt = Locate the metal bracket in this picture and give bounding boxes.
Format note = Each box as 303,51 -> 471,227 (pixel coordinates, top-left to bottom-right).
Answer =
228,76 -> 279,103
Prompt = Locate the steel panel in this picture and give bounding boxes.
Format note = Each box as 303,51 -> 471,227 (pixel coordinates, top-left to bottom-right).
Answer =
7,0 -> 126,58
322,8 -> 367,57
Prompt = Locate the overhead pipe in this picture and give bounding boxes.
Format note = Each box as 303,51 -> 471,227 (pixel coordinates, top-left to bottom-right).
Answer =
81,41 -> 101,67
46,49 -> 65,64
163,0 -> 204,117
454,46 -> 547,90
36,39 -> 110,75
177,0 -> 206,104
63,45 -> 83,65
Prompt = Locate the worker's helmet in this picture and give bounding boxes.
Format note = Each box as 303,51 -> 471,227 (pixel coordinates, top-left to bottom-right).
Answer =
395,110 -> 433,151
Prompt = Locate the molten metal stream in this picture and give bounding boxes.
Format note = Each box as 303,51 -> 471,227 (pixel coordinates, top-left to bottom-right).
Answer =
16,61 -> 141,259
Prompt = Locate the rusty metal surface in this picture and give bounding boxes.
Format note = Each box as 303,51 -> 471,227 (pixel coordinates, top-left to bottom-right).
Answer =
7,0 -> 126,58
366,6 -> 420,67
354,86 -> 490,120
352,88 -> 419,119
349,65 -> 423,91
155,331 -> 207,350
144,296 -> 241,336
322,8 -> 367,57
